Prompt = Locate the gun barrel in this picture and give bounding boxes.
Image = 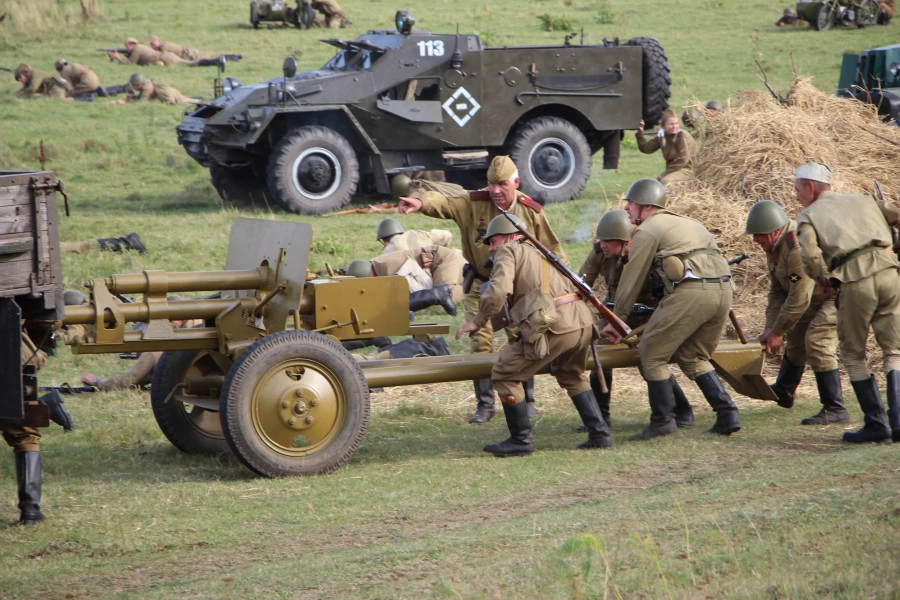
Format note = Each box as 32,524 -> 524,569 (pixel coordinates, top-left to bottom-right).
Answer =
105,267 -> 268,294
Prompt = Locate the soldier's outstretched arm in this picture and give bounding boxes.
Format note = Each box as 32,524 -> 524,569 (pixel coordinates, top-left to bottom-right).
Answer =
398,196 -> 422,214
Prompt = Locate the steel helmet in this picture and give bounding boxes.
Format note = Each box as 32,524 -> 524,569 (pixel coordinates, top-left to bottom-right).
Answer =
483,214 -> 526,244
705,99 -> 723,111
63,290 -> 87,305
391,173 -> 411,198
129,72 -> 145,87
624,178 -> 666,207
681,107 -> 701,128
376,217 -> 404,241
346,259 -> 373,278
745,200 -> 789,235
595,209 -> 632,241
783,7 -> 797,17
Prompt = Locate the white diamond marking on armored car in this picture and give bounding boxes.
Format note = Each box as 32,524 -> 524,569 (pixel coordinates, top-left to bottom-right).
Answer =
442,87 -> 480,127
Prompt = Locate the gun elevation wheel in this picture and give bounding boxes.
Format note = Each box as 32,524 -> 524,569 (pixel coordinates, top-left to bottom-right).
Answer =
221,330 -> 370,477
151,349 -> 230,454
267,126 -> 360,215
508,117 -> 591,205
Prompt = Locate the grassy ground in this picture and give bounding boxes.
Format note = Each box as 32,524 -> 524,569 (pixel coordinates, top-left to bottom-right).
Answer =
2,1 -> 899,598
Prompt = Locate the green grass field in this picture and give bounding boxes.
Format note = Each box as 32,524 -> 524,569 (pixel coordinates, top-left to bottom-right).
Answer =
2,1 -> 899,598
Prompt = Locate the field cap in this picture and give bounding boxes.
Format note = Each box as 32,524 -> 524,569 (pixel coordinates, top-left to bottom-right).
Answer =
125,37 -> 139,45
795,162 -> 832,184
487,155 -> 517,184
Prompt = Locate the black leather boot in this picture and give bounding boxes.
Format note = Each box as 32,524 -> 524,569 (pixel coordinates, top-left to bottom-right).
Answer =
585,369 -> 613,429
468,378 -> 495,423
223,54 -> 243,61
97,237 -> 123,252
408,284 -> 457,315
523,377 -> 541,422
16,452 -> 44,526
844,376 -> 892,444
629,379 -> 677,440
121,232 -> 147,253
801,370 -> 850,425
672,376 -> 694,427
570,391 -> 612,449
103,84 -> 128,96
39,390 -> 74,431
483,399 -> 534,456
770,357 -> 805,408
887,370 -> 900,442
696,371 -> 741,435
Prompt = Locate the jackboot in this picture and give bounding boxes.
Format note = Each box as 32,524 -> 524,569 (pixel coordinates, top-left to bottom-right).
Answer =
801,370 -> 850,425
887,370 -> 900,442
39,390 -> 74,431
843,376 -> 892,444
16,452 -> 44,526
483,399 -> 534,456
629,379 -> 677,441
120,232 -> 147,253
103,84 -> 128,96
672,376 -> 694,428
696,371 -> 741,436
223,54 -> 243,62
408,284 -> 457,316
770,357 -> 805,408
523,377 -> 541,422
570,391 -> 612,449
585,369 -> 613,429
468,378 -> 495,423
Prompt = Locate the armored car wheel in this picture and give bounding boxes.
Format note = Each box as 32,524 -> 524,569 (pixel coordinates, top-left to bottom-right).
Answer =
151,349 -> 230,455
625,37 -> 672,129
221,330 -> 370,478
856,0 -> 878,26
210,165 -> 271,207
267,126 -> 360,215
814,2 -> 835,29
508,117 -> 591,205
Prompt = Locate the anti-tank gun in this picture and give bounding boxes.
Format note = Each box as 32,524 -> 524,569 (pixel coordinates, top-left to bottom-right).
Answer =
63,218 -> 776,478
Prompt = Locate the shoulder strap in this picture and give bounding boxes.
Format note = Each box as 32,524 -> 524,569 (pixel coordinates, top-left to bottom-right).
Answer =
518,194 -> 543,213
469,190 -> 491,202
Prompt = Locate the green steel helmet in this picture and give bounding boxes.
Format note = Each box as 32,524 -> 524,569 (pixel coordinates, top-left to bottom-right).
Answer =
745,200 -> 790,235
390,173 -> 412,198
705,100 -> 724,111
129,72 -> 145,87
783,7 -> 797,17
63,290 -> 87,306
346,259 -> 373,278
376,217 -> 404,241
483,214 -> 526,245
681,107 -> 701,128
595,209 -> 632,241
624,178 -> 666,207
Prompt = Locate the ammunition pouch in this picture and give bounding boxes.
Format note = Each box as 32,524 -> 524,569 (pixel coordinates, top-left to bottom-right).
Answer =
654,248 -> 721,295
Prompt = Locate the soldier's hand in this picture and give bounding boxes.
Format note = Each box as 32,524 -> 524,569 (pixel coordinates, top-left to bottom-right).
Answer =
759,328 -> 784,355
81,373 -> 99,386
638,119 -> 645,134
420,250 -> 434,270
398,196 -> 422,214
455,321 -> 480,340
601,322 -> 622,344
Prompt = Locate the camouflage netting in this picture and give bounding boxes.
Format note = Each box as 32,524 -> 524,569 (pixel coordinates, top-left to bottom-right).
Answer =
666,77 -> 900,373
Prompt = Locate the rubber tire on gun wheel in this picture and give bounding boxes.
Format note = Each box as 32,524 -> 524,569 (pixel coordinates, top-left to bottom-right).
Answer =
508,116 -> 591,205
151,349 -> 230,455
267,126 -> 360,215
220,330 -> 370,477
625,37 -> 672,129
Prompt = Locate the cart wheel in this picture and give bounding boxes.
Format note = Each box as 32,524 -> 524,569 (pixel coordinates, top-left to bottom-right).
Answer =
813,2 -> 835,30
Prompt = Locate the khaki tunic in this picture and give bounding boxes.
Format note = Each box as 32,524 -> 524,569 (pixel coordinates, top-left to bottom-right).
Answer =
614,210 -> 732,381
125,44 -> 165,66
17,69 -> 68,99
370,245 -> 465,303
636,130 -> 697,184
381,229 -> 453,254
59,62 -> 101,95
413,184 -> 566,354
475,240 -> 593,401
135,80 -> 198,105
765,221 -> 838,371
797,191 -> 900,379
159,41 -> 208,61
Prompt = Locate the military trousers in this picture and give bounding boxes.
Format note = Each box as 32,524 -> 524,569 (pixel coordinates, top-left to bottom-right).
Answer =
1,424 -> 41,453
639,279 -> 732,381
837,268 -> 900,380
491,326 -> 592,402
784,298 -> 839,372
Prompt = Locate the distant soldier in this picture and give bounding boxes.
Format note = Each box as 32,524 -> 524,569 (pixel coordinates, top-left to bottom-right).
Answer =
745,200 -> 847,425
311,0 -> 351,28
53,59 -> 104,99
60,232 -> 147,254
376,217 -> 453,255
113,72 -> 199,105
149,36 -> 242,63
878,0 -> 896,24
775,7 -> 801,26
705,100 -> 723,113
108,38 -> 228,67
13,63 -> 68,99
795,162 -> 900,444
636,109 -> 698,185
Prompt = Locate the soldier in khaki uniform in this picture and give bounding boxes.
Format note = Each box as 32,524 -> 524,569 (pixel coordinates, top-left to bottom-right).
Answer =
109,38 -> 222,67
149,36 -> 242,63
13,63 -> 68,99
114,72 -> 199,105
347,244 -> 465,315
603,179 -> 740,439
579,209 -> 694,429
399,156 -> 566,424
53,59 -> 102,97
376,217 -> 453,255
311,0 -> 351,28
745,200 -> 847,425
636,109 -> 697,184
456,215 -> 611,455
795,162 -> 900,443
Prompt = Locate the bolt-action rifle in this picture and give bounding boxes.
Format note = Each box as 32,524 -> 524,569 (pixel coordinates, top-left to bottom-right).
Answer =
0,65 -> 14,73
97,48 -> 128,61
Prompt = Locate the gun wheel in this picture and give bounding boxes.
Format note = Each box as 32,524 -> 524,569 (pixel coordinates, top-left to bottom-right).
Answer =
151,349 -> 230,454
221,330 -> 370,478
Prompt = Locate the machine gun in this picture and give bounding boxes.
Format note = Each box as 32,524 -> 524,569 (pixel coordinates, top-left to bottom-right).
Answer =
0,65 -> 13,73
39,383 -> 96,395
97,48 -> 128,61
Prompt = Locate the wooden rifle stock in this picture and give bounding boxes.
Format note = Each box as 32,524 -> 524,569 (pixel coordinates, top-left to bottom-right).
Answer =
498,209 -> 631,338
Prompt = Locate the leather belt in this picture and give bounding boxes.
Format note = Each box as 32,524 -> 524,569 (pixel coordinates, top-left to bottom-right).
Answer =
676,276 -> 730,286
554,293 -> 581,307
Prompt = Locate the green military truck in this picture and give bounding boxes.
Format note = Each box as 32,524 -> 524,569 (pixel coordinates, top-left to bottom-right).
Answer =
178,10 -> 671,214
838,43 -> 900,125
